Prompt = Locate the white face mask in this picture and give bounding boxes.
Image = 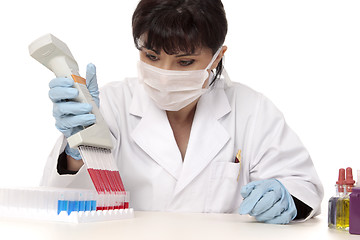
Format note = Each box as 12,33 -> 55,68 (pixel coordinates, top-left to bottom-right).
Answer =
137,47 -> 223,111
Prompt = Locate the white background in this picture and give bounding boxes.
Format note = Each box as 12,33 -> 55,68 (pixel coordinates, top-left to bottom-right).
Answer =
0,0 -> 359,214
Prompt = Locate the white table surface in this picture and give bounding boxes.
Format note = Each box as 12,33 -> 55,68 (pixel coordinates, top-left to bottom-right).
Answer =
0,211 -> 359,240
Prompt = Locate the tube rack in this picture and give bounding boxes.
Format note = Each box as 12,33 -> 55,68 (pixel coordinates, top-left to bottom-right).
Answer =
0,187 -> 133,223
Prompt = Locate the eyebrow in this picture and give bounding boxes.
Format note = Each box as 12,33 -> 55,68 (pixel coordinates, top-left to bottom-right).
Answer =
143,48 -> 160,55
143,47 -> 200,57
175,52 -> 200,58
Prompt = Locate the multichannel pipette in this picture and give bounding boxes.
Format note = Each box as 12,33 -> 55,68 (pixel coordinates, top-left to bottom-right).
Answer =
29,34 -> 113,150
28,34 -> 129,212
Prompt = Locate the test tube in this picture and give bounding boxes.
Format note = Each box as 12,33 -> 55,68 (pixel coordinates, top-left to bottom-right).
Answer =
125,191 -> 130,209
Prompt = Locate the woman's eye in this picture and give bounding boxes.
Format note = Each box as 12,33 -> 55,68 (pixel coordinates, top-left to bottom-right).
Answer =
145,53 -> 159,61
179,59 -> 195,66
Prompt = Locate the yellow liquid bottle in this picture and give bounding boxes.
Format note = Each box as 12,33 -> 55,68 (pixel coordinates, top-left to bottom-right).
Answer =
335,169 -> 346,230
335,187 -> 345,230
343,197 -> 350,230
336,167 -> 355,231
343,167 -> 355,231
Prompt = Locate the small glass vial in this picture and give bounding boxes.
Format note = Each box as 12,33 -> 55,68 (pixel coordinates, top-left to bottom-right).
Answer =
328,184 -> 340,228
343,168 -> 355,230
336,184 -> 346,229
335,168 -> 345,230
336,167 -> 355,230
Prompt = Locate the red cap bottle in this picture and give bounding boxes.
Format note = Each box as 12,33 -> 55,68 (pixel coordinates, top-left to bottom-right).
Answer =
337,168 -> 345,193
345,167 -> 355,193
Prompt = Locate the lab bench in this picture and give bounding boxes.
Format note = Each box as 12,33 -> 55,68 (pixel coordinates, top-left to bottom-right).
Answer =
0,211 -> 358,240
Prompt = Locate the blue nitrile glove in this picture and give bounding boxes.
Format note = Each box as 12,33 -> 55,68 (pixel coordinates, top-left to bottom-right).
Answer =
239,179 -> 297,224
48,63 -> 99,160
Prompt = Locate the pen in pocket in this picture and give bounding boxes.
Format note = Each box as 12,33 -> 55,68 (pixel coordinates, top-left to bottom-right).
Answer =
235,150 -> 241,181
234,150 -> 241,163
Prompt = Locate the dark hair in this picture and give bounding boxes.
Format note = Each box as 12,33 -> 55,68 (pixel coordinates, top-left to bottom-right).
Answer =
132,0 -> 228,85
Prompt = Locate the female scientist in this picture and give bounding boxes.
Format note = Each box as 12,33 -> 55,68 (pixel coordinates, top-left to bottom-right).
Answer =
42,0 -> 324,224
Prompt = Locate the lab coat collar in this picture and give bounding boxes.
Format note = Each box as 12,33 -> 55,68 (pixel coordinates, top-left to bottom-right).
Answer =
130,79 -> 231,194
174,81 -> 231,195
129,79 -> 147,118
130,82 -> 183,180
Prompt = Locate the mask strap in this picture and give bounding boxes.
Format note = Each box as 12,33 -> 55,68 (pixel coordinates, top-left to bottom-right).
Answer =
205,47 -> 223,70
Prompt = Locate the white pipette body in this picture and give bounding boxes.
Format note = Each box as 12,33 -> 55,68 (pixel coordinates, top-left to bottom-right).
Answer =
29,33 -> 113,150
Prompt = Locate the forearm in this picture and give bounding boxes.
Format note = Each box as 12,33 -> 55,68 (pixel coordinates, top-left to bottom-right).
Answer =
57,152 -> 83,174
67,154 -> 84,171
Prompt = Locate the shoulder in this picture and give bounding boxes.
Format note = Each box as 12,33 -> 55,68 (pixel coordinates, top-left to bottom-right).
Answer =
98,78 -> 140,115
97,78 -> 141,133
220,79 -> 284,119
221,80 -> 264,112
100,78 -> 138,95
224,80 -> 262,101
99,78 -> 140,103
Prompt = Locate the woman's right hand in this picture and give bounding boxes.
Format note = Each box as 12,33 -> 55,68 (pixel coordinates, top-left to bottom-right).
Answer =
48,63 -> 99,159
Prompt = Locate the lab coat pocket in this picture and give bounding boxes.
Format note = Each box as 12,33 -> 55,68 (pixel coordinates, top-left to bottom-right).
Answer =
206,161 -> 241,213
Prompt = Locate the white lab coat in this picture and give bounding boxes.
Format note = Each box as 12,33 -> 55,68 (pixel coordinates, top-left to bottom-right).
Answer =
41,76 -> 324,219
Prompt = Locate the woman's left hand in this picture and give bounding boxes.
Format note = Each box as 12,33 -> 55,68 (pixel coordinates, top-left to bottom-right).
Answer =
238,179 -> 297,224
